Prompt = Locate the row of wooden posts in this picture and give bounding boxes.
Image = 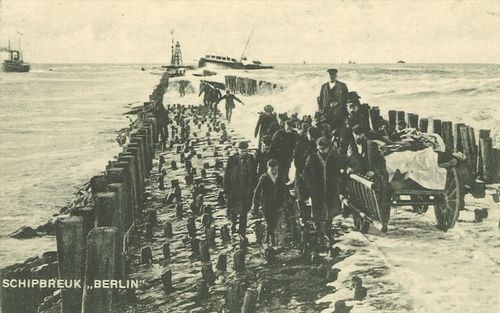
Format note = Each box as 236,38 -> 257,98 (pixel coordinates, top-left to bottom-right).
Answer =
0,73 -> 169,313
224,75 -> 283,96
365,105 -> 499,186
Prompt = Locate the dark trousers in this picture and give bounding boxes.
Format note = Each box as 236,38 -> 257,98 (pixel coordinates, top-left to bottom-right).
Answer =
230,211 -> 248,236
226,107 -> 233,122
263,206 -> 280,243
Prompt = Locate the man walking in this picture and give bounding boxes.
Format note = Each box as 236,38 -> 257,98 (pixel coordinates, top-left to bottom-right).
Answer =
303,137 -> 342,237
223,141 -> 257,238
270,119 -> 299,183
216,89 -> 244,122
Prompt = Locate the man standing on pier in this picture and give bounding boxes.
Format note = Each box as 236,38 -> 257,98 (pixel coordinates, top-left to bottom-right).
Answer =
224,141 -> 257,238
318,69 -> 349,129
216,89 -> 244,122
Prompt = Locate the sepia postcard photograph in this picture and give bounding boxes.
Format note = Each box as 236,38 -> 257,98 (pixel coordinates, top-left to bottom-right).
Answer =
0,0 -> 499,312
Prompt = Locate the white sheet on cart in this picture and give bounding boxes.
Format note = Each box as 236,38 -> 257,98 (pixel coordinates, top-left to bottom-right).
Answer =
385,146 -> 447,190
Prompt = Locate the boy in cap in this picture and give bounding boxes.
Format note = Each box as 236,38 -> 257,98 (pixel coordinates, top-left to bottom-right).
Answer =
303,136 -> 342,237
252,158 -> 289,246
223,141 -> 257,237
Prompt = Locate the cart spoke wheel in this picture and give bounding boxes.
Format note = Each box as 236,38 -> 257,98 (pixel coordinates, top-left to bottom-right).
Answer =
434,167 -> 462,231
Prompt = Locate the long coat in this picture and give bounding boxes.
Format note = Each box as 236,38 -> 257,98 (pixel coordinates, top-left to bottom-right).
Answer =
303,150 -> 342,221
223,153 -> 257,213
318,81 -> 349,113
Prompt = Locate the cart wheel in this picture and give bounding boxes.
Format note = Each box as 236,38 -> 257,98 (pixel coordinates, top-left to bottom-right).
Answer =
434,167 -> 462,231
353,215 -> 370,234
411,195 -> 429,214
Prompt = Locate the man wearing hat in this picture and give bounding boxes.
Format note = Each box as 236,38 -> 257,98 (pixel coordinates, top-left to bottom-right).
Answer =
345,95 -> 368,132
318,69 -> 349,130
254,105 -> 278,148
223,141 -> 257,237
303,136 -> 342,237
293,125 -> 320,220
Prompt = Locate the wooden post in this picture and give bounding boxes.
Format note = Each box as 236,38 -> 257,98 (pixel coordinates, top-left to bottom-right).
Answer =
206,226 -> 217,248
453,123 -> 465,153
369,107 -> 381,132
441,121 -> 454,152
460,126 -> 475,184
254,221 -> 264,245
187,217 -> 197,238
161,267 -> 173,293
162,241 -> 171,262
54,216 -> 85,313
396,111 -> 405,124
388,110 -> 397,130
407,113 -> 419,129
467,126 -> 478,175
419,118 -> 429,133
163,222 -> 173,238
201,262 -> 215,285
431,118 -> 442,136
196,279 -> 209,300
226,280 -> 242,313
199,240 -> 211,262
82,227 -> 117,313
233,250 -> 245,273
216,253 -> 227,273
479,137 -> 494,183
141,246 -> 153,264
242,288 -> 258,313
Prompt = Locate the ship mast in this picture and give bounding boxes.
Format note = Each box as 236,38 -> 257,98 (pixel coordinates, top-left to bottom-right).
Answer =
170,29 -> 175,65
239,30 -> 254,62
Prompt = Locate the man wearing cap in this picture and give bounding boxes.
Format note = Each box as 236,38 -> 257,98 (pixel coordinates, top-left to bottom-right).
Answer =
318,69 -> 349,130
254,105 -> 278,148
293,125 -> 320,220
216,89 -> 244,122
223,141 -> 257,237
270,119 -> 299,183
303,136 -> 342,237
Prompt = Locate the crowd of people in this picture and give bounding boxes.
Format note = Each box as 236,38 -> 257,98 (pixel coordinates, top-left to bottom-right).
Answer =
221,68 -> 396,246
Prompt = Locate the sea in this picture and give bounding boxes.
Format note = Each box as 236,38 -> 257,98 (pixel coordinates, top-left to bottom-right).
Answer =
1,64 -> 499,312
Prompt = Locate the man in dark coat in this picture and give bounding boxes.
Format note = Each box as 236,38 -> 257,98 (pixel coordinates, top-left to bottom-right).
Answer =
293,126 -> 320,220
252,159 -> 289,246
270,119 -> 299,183
223,141 -> 257,237
303,137 -> 342,235
345,93 -> 368,133
318,69 -> 349,130
254,105 -> 278,148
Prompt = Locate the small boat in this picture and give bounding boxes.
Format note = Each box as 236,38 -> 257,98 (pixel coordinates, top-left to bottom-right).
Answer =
397,60 -> 406,64
198,31 -> 273,70
1,40 -> 30,73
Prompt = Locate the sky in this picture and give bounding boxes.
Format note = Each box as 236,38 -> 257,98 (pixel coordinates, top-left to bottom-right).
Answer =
0,0 -> 499,64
